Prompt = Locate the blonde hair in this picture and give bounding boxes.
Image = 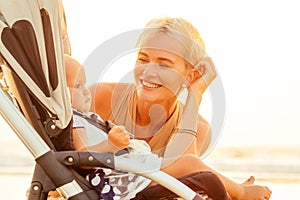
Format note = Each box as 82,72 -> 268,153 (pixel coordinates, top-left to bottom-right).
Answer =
136,17 -> 207,66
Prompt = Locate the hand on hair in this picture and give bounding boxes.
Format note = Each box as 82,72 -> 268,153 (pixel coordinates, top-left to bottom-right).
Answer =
189,57 -> 217,96
108,126 -> 130,150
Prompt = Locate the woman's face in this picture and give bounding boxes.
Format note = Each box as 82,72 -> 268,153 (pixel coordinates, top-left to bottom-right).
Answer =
134,47 -> 190,103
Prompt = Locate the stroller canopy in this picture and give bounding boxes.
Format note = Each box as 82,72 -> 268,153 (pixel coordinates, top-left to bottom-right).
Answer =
0,0 -> 72,129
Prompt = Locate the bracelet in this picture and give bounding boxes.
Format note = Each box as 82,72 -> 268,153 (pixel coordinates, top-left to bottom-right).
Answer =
172,128 -> 197,137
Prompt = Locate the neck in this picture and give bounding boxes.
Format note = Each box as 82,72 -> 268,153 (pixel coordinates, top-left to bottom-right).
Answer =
134,96 -> 178,140
136,97 -> 177,125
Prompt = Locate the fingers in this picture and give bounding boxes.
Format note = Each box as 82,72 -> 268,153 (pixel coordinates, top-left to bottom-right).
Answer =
108,126 -> 130,149
190,57 -> 216,94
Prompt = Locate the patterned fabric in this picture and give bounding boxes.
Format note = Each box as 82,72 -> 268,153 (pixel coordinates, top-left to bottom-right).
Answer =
86,168 -> 151,200
86,169 -> 114,200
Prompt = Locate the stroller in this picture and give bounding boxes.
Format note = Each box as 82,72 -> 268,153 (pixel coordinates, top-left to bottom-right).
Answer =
0,1 -> 227,199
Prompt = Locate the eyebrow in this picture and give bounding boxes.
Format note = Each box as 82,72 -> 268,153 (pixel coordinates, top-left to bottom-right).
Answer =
138,52 -> 148,57
138,51 -> 175,65
157,57 -> 175,65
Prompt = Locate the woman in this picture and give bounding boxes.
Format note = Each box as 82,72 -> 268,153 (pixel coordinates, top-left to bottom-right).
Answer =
89,17 -> 272,200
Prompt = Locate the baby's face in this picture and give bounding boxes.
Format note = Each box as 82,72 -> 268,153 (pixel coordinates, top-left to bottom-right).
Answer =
69,68 -> 91,114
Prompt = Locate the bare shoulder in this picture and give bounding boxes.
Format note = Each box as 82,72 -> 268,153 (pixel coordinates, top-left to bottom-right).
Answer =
88,83 -> 133,120
89,82 -> 116,99
89,83 -> 116,120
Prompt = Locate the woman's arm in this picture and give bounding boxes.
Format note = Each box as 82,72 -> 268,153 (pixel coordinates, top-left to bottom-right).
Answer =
162,57 -> 216,163
162,90 -> 201,165
196,115 -> 212,156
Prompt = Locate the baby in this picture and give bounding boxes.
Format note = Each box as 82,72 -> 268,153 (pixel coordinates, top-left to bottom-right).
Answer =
64,54 -> 151,199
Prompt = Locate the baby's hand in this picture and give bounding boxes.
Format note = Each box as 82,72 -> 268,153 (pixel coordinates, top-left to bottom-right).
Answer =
108,126 -> 130,150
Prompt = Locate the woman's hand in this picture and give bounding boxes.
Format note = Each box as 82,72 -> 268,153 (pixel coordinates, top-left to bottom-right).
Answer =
189,57 -> 217,101
108,126 -> 130,150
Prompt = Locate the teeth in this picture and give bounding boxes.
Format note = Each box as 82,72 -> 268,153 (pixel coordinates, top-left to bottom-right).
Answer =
141,80 -> 161,88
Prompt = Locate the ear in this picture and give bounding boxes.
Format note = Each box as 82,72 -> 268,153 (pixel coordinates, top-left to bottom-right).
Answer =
188,57 -> 215,85
186,66 -> 204,85
186,68 -> 201,85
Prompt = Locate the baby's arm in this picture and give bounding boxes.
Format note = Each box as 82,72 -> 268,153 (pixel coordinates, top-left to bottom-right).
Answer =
72,126 -> 130,153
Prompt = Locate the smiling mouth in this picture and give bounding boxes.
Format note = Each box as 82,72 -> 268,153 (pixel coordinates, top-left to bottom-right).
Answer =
140,80 -> 162,89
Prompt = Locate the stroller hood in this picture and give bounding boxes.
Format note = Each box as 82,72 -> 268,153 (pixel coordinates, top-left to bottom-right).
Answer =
0,0 -> 72,129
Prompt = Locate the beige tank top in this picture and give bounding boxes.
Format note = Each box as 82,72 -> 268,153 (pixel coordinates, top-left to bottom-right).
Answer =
108,83 -> 182,156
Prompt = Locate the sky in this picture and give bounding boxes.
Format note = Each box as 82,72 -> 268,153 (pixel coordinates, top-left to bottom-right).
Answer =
1,0 -> 300,150
62,0 -> 300,148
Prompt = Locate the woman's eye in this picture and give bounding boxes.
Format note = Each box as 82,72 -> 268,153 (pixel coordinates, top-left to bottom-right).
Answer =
159,63 -> 170,68
137,57 -> 148,63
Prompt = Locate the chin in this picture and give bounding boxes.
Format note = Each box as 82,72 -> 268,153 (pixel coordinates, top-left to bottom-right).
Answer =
139,92 -> 168,104
82,107 -> 90,114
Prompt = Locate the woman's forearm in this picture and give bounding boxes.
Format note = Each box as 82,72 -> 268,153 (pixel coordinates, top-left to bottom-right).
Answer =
162,90 -> 201,165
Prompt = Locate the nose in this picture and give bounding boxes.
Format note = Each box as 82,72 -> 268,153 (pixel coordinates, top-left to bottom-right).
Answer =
143,63 -> 158,77
83,87 -> 90,96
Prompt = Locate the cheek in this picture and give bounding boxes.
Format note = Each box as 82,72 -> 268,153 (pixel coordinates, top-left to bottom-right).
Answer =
68,88 -> 74,103
134,64 -> 145,83
159,69 -> 185,94
72,90 -> 83,103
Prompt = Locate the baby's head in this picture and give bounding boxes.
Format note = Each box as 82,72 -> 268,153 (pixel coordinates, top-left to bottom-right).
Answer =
64,55 -> 91,113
